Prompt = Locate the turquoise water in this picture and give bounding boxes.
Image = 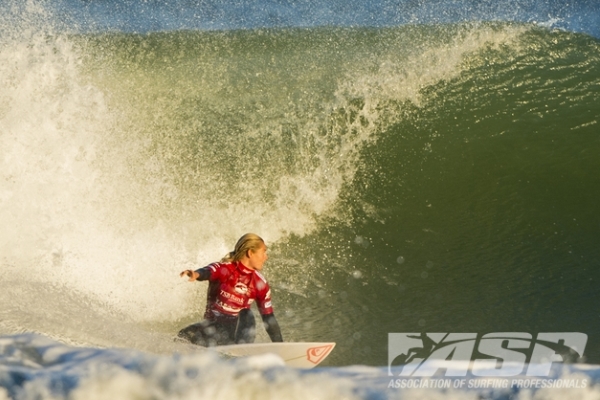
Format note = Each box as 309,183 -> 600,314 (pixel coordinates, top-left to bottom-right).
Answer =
1,1 -> 600,398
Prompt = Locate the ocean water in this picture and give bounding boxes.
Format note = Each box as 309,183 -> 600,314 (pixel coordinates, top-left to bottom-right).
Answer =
1,0 -> 600,398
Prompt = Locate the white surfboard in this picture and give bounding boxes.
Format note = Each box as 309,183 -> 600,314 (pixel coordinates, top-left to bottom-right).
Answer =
213,342 -> 336,368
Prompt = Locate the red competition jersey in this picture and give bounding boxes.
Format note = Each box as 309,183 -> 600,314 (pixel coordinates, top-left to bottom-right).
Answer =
201,261 -> 273,319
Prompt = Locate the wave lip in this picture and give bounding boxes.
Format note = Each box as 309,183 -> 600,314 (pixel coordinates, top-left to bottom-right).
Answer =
0,333 -> 355,400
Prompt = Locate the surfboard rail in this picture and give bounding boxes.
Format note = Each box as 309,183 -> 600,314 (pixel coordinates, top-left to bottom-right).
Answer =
213,342 -> 336,368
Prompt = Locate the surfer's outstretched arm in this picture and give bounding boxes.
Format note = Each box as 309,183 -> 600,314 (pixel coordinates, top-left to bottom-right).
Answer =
179,268 -> 211,281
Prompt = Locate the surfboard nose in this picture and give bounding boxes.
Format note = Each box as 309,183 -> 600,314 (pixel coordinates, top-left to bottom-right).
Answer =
307,344 -> 336,365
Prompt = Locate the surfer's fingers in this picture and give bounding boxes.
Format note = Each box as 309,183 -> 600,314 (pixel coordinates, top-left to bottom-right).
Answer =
181,270 -> 197,281
179,270 -> 191,278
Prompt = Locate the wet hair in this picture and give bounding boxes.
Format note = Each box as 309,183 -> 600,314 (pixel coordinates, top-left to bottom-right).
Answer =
221,233 -> 265,262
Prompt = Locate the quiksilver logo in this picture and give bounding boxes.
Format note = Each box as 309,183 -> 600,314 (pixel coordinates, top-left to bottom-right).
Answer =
388,332 -> 587,377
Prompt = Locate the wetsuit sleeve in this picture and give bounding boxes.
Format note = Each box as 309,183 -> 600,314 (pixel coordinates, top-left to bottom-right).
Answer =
194,263 -> 226,281
253,273 -> 281,341
193,267 -> 211,281
262,313 -> 283,342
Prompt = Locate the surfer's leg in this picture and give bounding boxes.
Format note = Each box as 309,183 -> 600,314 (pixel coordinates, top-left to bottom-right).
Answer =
213,315 -> 238,345
235,308 -> 256,344
177,322 -> 201,342
178,315 -> 245,346
177,320 -> 216,347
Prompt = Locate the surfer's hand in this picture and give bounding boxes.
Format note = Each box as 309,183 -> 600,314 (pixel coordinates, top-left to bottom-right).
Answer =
180,270 -> 198,281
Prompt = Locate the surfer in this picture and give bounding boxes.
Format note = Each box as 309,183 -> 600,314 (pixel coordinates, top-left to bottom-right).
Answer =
177,233 -> 283,346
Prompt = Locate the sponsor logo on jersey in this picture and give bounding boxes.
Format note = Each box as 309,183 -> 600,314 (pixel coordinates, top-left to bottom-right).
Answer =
219,289 -> 244,305
234,282 -> 248,295
216,299 -> 242,314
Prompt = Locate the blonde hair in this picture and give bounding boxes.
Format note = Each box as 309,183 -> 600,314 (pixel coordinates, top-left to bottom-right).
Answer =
221,233 -> 265,262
